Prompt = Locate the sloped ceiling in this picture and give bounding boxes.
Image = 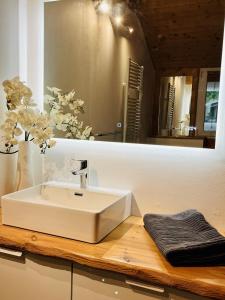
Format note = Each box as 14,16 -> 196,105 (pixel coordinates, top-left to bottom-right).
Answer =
135,0 -> 225,70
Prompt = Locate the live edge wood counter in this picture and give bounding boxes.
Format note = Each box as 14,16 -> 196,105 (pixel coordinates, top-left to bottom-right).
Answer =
0,211 -> 224,300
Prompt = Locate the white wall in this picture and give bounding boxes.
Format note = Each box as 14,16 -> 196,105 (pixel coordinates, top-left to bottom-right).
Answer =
0,0 -> 43,108
23,0 -> 44,183
0,0 -> 19,121
19,0 -> 44,110
0,0 -> 19,195
0,0 -> 44,117
216,27 -> 225,153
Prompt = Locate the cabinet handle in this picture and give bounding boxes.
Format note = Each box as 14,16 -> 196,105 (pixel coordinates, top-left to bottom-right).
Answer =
0,247 -> 23,257
125,279 -> 165,294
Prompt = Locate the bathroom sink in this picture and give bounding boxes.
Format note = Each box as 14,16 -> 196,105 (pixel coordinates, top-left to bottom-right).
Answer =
1,182 -> 131,243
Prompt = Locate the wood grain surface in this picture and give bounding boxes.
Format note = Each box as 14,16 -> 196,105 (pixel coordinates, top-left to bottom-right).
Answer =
0,209 -> 224,299
138,0 -> 225,69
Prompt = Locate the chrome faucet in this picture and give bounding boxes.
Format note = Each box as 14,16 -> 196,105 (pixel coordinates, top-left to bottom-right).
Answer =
71,160 -> 88,189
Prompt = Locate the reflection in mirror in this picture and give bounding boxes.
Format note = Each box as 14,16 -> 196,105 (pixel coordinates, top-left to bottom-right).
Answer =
158,76 -> 193,137
44,0 -> 225,148
204,71 -> 220,132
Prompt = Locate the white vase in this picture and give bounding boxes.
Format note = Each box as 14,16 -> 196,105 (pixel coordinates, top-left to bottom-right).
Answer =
16,141 -> 34,190
0,152 -> 18,198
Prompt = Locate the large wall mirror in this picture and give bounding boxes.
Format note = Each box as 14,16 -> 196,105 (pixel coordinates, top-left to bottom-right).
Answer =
44,0 -> 224,148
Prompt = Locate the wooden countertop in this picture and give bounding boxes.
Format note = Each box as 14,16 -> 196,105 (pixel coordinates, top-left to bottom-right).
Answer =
0,210 -> 225,299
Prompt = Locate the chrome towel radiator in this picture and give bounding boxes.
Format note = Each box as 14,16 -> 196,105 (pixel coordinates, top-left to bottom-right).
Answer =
166,80 -> 176,131
123,58 -> 144,143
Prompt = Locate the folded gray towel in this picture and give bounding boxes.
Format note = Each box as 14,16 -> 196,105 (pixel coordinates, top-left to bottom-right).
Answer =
144,209 -> 225,266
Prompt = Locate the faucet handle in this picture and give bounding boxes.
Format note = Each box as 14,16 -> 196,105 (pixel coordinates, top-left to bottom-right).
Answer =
71,159 -> 88,175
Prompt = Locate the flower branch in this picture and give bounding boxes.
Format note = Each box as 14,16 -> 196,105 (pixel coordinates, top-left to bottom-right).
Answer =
45,87 -> 94,140
0,77 -> 56,154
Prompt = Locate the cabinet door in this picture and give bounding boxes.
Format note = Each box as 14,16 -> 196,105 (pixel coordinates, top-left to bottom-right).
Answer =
0,249 -> 71,300
168,289 -> 211,300
73,263 -> 168,300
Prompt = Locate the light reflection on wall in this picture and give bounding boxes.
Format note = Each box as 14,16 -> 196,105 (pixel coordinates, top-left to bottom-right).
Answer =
44,0 -> 154,141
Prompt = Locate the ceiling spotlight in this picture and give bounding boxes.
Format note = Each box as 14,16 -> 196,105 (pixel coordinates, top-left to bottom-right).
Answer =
128,27 -> 134,34
98,1 -> 111,14
114,16 -> 123,26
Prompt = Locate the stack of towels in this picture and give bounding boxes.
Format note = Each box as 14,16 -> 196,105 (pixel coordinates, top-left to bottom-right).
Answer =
144,209 -> 225,267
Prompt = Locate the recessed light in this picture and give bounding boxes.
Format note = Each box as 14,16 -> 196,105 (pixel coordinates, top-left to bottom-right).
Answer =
98,1 -> 111,14
128,27 -> 134,34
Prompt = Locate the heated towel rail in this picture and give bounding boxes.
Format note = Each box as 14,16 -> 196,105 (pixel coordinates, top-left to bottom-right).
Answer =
123,59 -> 144,143
166,80 -> 176,131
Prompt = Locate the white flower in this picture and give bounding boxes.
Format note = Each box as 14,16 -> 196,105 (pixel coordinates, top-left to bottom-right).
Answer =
14,128 -> 23,136
65,132 -> 72,138
1,77 -> 56,153
47,86 -> 61,95
47,140 -> 56,148
65,90 -> 75,101
7,111 -> 18,122
10,138 -> 18,145
45,87 -> 94,140
58,94 -> 67,106
22,96 -> 36,108
3,77 -> 33,110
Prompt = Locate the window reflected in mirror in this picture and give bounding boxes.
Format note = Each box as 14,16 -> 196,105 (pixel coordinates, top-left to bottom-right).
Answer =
204,71 -> 220,132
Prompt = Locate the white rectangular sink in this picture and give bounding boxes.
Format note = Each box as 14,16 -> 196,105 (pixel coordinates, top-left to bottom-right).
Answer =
1,182 -> 131,243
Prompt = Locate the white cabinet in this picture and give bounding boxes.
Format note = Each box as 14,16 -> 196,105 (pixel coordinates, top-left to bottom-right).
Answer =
0,248 -> 212,300
168,290 -> 211,300
0,249 -> 72,300
73,264 -> 168,300
73,264 -> 210,300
